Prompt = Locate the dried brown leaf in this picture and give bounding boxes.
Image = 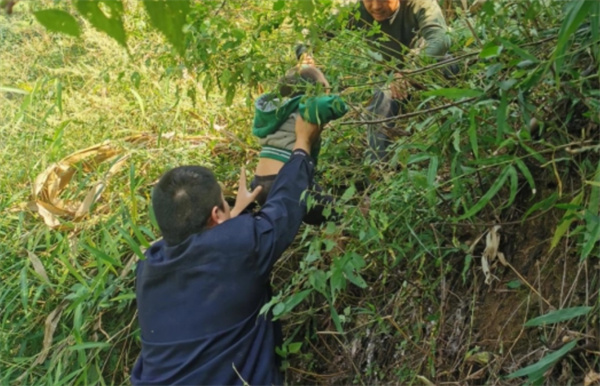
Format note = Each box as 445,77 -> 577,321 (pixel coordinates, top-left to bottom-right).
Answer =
30,135 -> 156,227
27,251 -> 50,285
482,226 -> 505,285
28,201 -> 61,228
33,302 -> 67,366
585,370 -> 600,386
74,182 -> 105,219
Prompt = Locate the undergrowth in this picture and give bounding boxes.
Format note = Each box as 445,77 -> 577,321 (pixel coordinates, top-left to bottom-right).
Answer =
0,0 -> 598,385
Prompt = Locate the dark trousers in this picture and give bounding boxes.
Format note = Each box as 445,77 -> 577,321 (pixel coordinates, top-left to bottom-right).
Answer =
366,89 -> 401,162
251,175 -> 335,226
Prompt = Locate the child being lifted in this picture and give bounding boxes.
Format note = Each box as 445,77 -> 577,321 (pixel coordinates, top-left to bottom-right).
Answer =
251,64 -> 348,224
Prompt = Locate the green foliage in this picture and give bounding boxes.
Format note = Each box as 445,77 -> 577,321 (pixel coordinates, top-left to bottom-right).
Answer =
524,306 -> 592,327
33,9 -> 81,37
143,0 -> 190,56
1,0 -> 599,384
74,0 -> 127,48
506,340 -> 578,384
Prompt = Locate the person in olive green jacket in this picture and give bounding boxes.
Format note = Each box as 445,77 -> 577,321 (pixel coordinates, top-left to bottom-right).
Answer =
351,0 -> 452,161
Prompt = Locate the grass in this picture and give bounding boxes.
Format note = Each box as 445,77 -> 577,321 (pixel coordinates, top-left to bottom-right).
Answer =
1,0 -> 599,385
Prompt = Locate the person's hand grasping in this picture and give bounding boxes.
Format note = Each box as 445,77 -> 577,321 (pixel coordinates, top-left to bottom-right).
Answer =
390,72 -> 409,100
293,116 -> 321,154
230,168 -> 262,218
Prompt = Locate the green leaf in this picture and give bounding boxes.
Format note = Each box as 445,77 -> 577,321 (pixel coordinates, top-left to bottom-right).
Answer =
297,0 -> 314,15
506,280 -> 521,289
55,79 -> 62,114
459,166 -> 510,220
514,159 -> 536,195
74,0 -> 127,48
582,162 -> 600,260
110,293 -> 136,302
68,342 -> 111,351
82,243 -> 122,269
283,289 -> 312,314
524,306 -> 592,327
550,192 -> 584,250
116,225 -> 145,261
506,340 -> 578,380
422,88 -> 483,99
33,9 -> 81,37
524,192 -> 558,220
287,342 -> 302,354
505,166 -> 518,208
309,270 -> 328,295
20,266 -> 28,311
344,267 -> 367,288
340,184 -> 356,202
272,303 -> 285,317
553,0 -> 594,74
480,44 -> 502,59
498,38 -> 538,62
581,211 -> 600,261
273,0 -> 285,11
0,86 -> 29,95
330,304 -> 343,333
143,0 -> 190,56
468,109 -> 479,159
496,91 -> 508,139
427,156 -> 439,187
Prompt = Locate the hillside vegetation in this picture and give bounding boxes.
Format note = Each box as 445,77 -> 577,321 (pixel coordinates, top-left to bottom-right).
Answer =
0,0 -> 598,385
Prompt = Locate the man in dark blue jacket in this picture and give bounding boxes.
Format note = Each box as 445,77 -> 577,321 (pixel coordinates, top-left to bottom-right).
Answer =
131,117 -> 322,385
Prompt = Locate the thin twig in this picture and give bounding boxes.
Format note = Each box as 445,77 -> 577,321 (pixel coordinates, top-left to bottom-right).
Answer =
340,97 -> 478,126
507,261 -> 554,308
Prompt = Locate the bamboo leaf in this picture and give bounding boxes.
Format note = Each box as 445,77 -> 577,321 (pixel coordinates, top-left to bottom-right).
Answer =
74,0 -> 127,48
525,306 -> 592,327
468,108 -> 479,159
580,211 -> 600,261
514,159 -> 536,195
496,91 -> 508,139
505,165 -> 518,208
427,156 -> 439,187
507,340 -> 578,380
498,37 -> 538,62
68,342 -> 111,351
550,192 -> 584,250
422,88 -> 483,99
553,0 -> 593,73
143,0 -> 190,56
459,166 -> 510,220
524,192 -> 558,220
33,9 -> 81,37
581,162 -> 600,260
480,44 -> 502,59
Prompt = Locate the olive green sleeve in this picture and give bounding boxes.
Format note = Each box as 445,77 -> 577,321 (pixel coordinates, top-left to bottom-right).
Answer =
415,0 -> 451,58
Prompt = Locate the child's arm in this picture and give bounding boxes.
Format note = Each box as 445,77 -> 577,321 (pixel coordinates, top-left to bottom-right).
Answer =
230,168 -> 262,218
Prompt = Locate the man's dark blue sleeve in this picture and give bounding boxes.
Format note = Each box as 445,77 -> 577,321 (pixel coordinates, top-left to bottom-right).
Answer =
253,149 -> 315,277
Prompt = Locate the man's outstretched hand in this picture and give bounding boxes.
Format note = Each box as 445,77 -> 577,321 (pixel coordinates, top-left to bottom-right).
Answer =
390,72 -> 409,100
230,168 -> 262,218
293,116 -> 321,154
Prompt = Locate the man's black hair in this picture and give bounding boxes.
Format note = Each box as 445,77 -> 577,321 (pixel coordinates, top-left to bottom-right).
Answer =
278,66 -> 330,98
152,165 -> 223,246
